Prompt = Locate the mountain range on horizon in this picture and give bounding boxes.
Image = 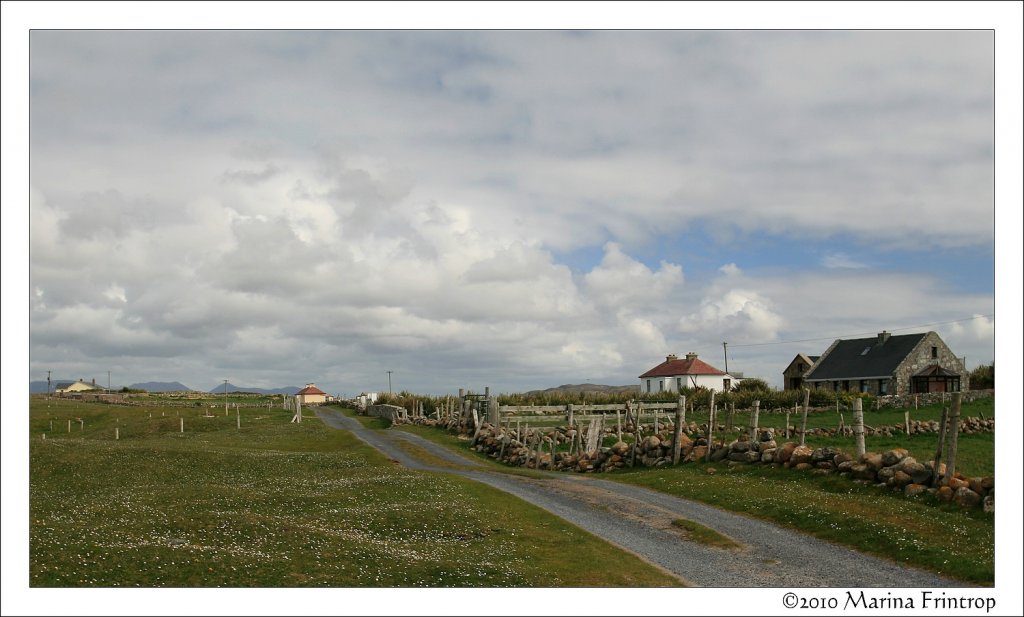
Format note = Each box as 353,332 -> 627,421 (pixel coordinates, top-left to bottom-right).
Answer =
207,383 -> 302,395
29,380 -> 300,395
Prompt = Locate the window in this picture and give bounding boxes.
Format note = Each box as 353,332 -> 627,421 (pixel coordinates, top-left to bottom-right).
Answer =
723,379 -> 731,391
646,379 -> 651,393
676,377 -> 682,391
797,363 -> 804,372
842,380 -> 850,392
658,380 -> 664,392
860,347 -> 871,356
860,380 -> 869,393
931,346 -> 938,359
879,379 -> 889,395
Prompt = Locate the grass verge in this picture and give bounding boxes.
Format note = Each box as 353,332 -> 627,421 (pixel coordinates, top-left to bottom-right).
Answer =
29,398 -> 676,587
670,519 -> 741,550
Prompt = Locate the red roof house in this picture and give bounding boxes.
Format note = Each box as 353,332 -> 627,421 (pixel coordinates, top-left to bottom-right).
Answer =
639,353 -> 737,394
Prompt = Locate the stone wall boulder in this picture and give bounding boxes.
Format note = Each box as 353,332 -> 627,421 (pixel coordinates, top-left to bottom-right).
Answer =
811,447 -> 839,464
790,445 -> 814,466
777,442 -> 798,464
860,452 -> 884,472
881,448 -> 909,467
953,487 -> 981,508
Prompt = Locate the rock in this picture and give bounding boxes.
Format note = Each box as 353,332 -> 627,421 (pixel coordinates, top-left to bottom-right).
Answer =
891,470 -> 914,488
611,441 -> 630,456
761,448 -> 777,463
811,447 -> 839,464
833,452 -> 853,466
881,448 -> 909,467
758,440 -> 777,453
937,486 -> 954,502
776,442 -> 798,464
815,461 -> 835,471
837,460 -> 855,473
980,476 -> 994,492
743,450 -> 761,463
850,463 -> 876,481
877,467 -> 896,485
790,445 -> 814,465
860,452 -> 884,471
644,435 -> 662,451
685,445 -> 708,463
710,447 -> 729,462
968,477 -> 986,496
983,495 -> 994,513
947,477 -> 969,491
706,467 -> 717,475
953,487 -> 981,508
895,460 -> 932,485
758,429 -> 775,442
731,440 -> 750,453
904,483 -> 928,498
728,451 -> 749,462
793,462 -> 814,471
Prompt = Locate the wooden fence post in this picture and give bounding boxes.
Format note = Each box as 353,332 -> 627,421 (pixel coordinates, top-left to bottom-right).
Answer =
785,411 -> 790,439
905,410 -> 911,436
115,427 -> 119,440
800,389 -> 810,447
180,417 -> 184,433
930,403 -> 949,486
567,404 -> 574,429
616,408 -> 622,442
727,402 -> 735,433
672,398 -> 685,465
705,391 -> 716,462
853,397 -> 865,458
750,400 -> 760,441
940,393 -> 962,486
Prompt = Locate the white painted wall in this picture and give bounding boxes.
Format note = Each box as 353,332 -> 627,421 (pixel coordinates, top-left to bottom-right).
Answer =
640,374 -> 738,394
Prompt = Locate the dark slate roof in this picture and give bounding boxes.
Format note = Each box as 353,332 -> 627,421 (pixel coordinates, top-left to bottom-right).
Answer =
805,333 -> 926,380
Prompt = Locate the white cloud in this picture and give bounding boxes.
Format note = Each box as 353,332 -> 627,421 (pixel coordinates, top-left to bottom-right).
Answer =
821,252 -> 868,269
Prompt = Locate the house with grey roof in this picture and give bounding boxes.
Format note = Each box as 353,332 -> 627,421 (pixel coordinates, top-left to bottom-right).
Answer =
803,331 -> 967,396
782,353 -> 820,390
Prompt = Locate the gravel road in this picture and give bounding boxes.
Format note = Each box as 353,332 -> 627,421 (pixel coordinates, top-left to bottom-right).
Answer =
317,409 -> 962,588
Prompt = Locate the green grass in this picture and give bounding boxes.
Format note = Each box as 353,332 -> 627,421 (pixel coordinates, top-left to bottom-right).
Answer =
670,519 -> 741,549
395,424 -> 554,480
393,412 -> 995,585
611,462 -> 994,585
29,398 -> 677,587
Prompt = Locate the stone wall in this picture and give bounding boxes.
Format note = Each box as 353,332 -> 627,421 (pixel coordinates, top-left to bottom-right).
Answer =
406,413 -> 994,510
366,404 -> 407,423
892,331 -> 969,394
878,389 -> 992,409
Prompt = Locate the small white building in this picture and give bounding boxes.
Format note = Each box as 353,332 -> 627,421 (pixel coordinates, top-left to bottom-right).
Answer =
356,392 -> 379,409
54,379 -> 101,395
639,353 -> 739,394
296,383 -> 327,406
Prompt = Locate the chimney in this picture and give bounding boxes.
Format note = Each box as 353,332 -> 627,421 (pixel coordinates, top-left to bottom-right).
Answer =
666,354 -> 678,362
92,378 -> 96,385
877,331 -> 891,345
685,352 -> 698,361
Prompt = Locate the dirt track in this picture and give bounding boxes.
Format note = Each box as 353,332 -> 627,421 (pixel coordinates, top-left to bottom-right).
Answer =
317,408 -> 961,588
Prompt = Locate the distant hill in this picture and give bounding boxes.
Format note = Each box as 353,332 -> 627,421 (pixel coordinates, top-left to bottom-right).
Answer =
30,379 -> 125,394
130,381 -> 192,392
523,383 -> 640,396
208,383 -> 301,395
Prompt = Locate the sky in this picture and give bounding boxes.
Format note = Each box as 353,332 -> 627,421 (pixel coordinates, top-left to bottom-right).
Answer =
4,3 -> 1023,615
20,25 -> 1007,397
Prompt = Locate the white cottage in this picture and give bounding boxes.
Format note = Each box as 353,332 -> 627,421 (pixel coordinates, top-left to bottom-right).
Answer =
296,383 -> 327,405
639,353 -> 738,394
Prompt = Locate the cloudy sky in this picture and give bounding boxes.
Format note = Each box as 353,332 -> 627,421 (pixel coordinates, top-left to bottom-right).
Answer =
18,23 -> 1010,396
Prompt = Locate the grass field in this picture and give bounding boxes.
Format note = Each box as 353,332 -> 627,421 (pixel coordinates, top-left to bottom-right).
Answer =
397,416 -> 996,585
28,397 -> 677,587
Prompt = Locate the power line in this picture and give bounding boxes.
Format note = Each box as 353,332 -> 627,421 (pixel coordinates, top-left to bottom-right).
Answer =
728,314 -> 994,348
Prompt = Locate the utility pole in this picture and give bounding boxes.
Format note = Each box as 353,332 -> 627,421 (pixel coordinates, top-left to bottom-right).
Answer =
723,342 -> 729,374
224,380 -> 229,415
47,370 -> 51,397
108,370 -> 111,393
386,371 -> 393,394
